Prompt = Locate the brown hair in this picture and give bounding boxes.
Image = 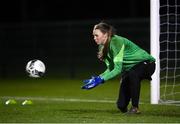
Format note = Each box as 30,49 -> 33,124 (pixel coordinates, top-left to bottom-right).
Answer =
94,22 -> 116,61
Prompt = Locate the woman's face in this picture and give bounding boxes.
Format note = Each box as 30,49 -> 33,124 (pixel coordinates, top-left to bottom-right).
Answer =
93,29 -> 108,45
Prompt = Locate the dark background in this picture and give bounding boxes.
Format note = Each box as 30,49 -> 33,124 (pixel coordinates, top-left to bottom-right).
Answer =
0,0 -> 150,79
0,0 -> 149,22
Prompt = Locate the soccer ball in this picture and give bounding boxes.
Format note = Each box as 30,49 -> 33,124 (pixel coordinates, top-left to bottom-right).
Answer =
26,59 -> 46,78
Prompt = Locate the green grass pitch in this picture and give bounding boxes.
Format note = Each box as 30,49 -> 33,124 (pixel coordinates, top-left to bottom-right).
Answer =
0,78 -> 179,123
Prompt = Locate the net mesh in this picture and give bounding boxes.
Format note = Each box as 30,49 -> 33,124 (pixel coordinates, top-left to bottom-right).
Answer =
159,0 -> 180,104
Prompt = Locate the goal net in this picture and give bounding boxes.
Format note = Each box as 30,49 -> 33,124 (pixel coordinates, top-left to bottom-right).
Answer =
151,0 -> 180,104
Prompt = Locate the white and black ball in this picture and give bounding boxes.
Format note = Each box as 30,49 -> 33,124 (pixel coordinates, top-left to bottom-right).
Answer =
26,59 -> 46,78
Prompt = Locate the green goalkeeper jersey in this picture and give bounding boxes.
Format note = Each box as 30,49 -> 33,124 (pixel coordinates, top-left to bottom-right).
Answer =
99,35 -> 155,81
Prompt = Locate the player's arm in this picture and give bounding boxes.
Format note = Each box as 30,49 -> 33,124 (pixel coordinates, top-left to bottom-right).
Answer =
99,59 -> 110,77
81,43 -> 124,90
81,38 -> 125,90
101,44 -> 124,81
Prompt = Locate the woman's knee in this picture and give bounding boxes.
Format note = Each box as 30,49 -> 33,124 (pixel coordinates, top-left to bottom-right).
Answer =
116,102 -> 128,113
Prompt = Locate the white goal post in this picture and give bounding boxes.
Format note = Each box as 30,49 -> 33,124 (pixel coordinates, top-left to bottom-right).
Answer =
150,0 -> 180,105
150,0 -> 160,104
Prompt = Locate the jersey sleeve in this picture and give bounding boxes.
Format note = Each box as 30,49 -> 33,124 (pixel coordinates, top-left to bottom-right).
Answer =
100,40 -> 125,81
99,59 -> 110,77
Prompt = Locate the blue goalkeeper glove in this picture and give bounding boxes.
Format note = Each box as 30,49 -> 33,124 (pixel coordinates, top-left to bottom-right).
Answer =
82,76 -> 104,90
83,75 -> 96,84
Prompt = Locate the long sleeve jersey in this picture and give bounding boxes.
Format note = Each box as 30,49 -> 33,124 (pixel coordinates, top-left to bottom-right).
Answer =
99,35 -> 155,81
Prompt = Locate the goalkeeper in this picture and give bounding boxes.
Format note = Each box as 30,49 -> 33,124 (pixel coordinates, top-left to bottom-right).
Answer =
81,21 -> 156,114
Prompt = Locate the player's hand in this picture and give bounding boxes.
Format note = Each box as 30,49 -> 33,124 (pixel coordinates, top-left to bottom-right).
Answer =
83,76 -> 96,84
81,76 -> 104,90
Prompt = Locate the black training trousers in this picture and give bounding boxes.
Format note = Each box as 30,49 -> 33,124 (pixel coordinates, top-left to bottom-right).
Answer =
117,61 -> 156,112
